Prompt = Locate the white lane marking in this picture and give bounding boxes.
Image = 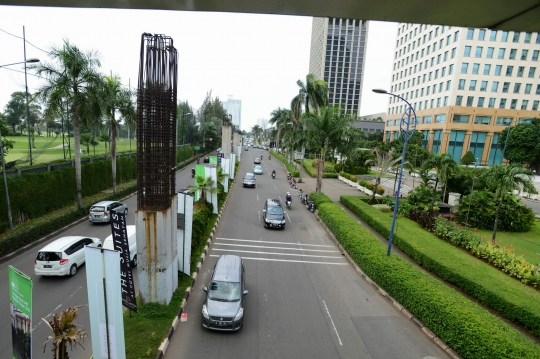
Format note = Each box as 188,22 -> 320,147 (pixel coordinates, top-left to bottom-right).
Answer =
216,238 -> 333,247
213,248 -> 344,259
210,255 -> 348,265
323,300 -> 343,346
258,211 -> 260,221
286,212 -> 291,222
279,195 -> 282,203
33,285 -> 84,331
274,185 -> 277,189
257,194 -> 259,202
215,243 -> 338,253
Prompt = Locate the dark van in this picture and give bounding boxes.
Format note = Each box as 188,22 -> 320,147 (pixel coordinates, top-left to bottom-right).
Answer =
201,255 -> 248,331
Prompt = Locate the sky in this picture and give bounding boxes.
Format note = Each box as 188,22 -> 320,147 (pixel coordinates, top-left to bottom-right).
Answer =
0,6 -> 397,132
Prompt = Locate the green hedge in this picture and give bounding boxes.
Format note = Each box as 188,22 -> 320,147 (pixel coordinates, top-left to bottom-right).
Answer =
317,197 -> 540,358
270,151 -> 300,177
341,195 -> 540,338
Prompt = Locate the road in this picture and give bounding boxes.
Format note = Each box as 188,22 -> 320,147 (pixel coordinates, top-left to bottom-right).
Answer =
0,155 -> 204,359
164,148 -> 450,359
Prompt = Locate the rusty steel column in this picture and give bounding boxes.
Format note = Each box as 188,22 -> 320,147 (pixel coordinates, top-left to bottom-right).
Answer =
135,33 -> 179,305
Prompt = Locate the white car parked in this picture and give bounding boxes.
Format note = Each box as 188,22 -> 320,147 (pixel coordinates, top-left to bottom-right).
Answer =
102,225 -> 137,268
34,236 -> 101,277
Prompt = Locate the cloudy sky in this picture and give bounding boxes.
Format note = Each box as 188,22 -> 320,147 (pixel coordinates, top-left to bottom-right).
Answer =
0,6 -> 397,131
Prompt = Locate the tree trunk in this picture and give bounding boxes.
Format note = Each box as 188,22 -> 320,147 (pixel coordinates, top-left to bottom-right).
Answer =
443,182 -> 448,203
298,123 -> 306,183
491,195 -> 505,245
393,171 -> 398,196
276,128 -> 281,153
111,117 -> 117,195
73,108 -> 83,210
316,147 -> 325,195
430,177 -> 439,213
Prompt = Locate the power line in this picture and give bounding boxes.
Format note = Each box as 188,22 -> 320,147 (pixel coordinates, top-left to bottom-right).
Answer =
0,66 -> 41,78
0,27 -> 51,54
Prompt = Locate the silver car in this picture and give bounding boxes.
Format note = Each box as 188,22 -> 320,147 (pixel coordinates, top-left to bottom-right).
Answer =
88,201 -> 128,223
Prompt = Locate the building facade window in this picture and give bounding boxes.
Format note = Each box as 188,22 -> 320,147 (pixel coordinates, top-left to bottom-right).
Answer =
474,115 -> 491,124
448,130 -> 466,162
509,48 -> 517,59
487,47 -> 494,58
495,65 -> 502,75
502,82 -> 510,92
529,67 -> 536,78
517,66 -> 524,77
432,130 -> 443,154
478,29 -> 486,41
469,80 -> 477,90
499,98 -> 507,108
488,97 -> 496,108
456,95 -> 463,106
512,32 -> 520,42
532,101 -> 539,111
480,80 -> 488,91
464,46 -> 471,56
483,64 -> 491,75
453,114 -> 470,123
423,115 -> 432,124
489,30 -> 497,41
435,114 -> 446,123
488,133 -> 503,165
506,66 -> 513,76
521,100 -> 528,110
472,63 -> 480,74
525,83 -> 532,94
498,48 -> 505,59
466,96 -> 474,106
477,97 -> 485,107
496,117 -> 513,125
475,46 -> 483,57
521,49 -> 529,60
458,79 -> 465,90
501,31 -> 509,42
467,28 -> 474,40
470,132 -> 487,161
513,83 -> 521,93
510,99 -> 518,109
492,81 -> 499,92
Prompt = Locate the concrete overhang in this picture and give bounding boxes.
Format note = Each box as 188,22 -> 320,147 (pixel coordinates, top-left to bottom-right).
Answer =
1,0 -> 539,32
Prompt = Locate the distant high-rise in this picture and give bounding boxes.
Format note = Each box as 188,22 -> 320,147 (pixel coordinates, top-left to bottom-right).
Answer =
257,118 -> 268,130
222,95 -> 242,129
309,18 -> 369,114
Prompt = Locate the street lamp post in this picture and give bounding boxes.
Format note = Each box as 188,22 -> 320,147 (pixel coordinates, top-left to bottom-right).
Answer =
23,27 -> 40,166
465,160 -> 479,225
501,119 -> 517,164
373,88 -> 417,256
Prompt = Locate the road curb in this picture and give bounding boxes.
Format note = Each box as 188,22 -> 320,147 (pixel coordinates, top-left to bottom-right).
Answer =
314,211 -> 462,359
155,167 -> 237,359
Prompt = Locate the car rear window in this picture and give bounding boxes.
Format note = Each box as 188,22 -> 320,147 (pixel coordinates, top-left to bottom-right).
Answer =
245,174 -> 255,180
36,251 -> 62,261
90,206 -> 105,212
267,207 -> 283,215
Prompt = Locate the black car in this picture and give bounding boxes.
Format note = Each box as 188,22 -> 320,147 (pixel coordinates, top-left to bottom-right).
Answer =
254,157 -> 261,164
243,173 -> 256,188
202,255 -> 248,331
263,199 -> 286,229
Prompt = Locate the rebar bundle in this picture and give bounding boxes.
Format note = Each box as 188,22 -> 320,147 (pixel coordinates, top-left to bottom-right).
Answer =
136,33 -> 178,211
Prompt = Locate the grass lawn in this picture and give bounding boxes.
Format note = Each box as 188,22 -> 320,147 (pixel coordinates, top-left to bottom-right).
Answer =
367,169 -> 395,178
475,219 -> 540,264
5,136 -> 136,165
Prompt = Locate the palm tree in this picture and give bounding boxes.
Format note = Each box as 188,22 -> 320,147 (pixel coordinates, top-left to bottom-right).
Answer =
366,148 -> 403,204
481,164 -> 536,244
304,105 -> 353,194
42,305 -> 87,359
252,125 -> 262,144
33,40 -> 103,210
90,137 -> 100,155
187,175 -> 220,204
268,107 -> 291,152
79,133 -> 92,155
291,73 -> 328,182
99,133 -> 110,153
101,74 -> 136,194
422,153 -> 459,201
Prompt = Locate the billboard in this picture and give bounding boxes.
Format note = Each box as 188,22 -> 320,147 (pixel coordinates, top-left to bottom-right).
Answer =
9,266 -> 32,359
177,191 -> 194,276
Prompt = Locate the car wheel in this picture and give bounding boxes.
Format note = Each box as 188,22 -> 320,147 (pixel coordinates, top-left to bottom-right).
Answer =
124,208 -> 128,216
131,255 -> 137,268
69,264 -> 77,277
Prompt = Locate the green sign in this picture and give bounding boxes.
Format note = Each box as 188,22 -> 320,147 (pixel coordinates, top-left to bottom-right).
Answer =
9,266 -> 32,359
194,146 -> 200,151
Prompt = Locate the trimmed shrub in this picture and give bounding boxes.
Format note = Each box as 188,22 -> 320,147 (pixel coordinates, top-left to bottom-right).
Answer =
270,151 -> 300,177
341,195 -> 540,338
317,197 -> 540,358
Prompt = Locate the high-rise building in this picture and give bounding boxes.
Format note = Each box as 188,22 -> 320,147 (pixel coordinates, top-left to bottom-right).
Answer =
222,95 -> 242,129
309,18 -> 368,114
257,118 -> 268,130
386,24 -> 540,165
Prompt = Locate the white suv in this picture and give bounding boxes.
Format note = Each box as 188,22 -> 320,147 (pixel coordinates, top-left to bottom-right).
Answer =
34,236 -> 101,277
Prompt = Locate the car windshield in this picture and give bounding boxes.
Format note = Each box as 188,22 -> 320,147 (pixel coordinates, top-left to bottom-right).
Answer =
36,251 -> 62,262
245,174 -> 255,180
91,206 -> 105,212
255,166 -> 262,170
267,206 -> 283,215
208,281 -> 241,302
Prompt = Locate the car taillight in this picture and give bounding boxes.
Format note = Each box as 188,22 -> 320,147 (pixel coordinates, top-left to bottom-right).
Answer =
88,209 -> 91,215
34,259 -> 37,265
104,211 -> 108,216
59,259 -> 69,265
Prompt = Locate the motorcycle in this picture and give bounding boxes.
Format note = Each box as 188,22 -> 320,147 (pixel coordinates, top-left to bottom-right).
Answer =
268,155 -> 271,160
272,172 -> 276,179
191,170 -> 195,178
308,201 -> 316,213
286,200 -> 291,210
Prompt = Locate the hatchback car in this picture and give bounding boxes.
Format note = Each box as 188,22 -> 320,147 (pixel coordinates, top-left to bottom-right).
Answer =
253,165 -> 263,175
202,255 -> 248,331
34,236 -> 101,277
263,199 -> 286,229
243,173 -> 256,188
254,157 -> 261,164
89,201 -> 128,223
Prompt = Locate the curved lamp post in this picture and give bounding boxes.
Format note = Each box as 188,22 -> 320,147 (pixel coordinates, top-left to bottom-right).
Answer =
0,58 -> 40,232
373,88 -> 417,256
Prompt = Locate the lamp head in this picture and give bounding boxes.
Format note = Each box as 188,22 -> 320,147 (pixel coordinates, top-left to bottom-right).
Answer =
26,58 -> 40,63
372,88 -> 388,94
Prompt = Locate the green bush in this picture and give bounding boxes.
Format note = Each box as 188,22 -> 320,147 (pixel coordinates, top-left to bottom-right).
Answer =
349,175 -> 357,182
270,151 -> 300,177
317,197 -> 540,358
341,195 -> 540,338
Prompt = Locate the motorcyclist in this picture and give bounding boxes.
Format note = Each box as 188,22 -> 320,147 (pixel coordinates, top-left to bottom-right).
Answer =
196,157 -> 200,164
268,155 -> 271,160
260,155 -> 263,161
285,192 -> 292,203
191,167 -> 195,177
272,169 -> 276,178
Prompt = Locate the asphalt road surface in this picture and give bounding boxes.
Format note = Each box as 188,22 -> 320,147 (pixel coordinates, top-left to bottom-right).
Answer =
164,148 -> 450,359
0,153 -> 207,359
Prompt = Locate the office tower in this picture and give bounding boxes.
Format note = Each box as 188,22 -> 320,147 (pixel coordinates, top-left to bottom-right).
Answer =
222,95 -> 242,129
309,17 -> 368,114
386,24 -> 540,165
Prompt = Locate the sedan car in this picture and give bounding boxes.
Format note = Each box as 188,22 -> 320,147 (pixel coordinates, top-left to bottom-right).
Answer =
253,165 -> 263,175
263,199 -> 286,229
254,157 -> 261,164
243,173 -> 256,188
89,201 -> 128,223
34,236 -> 101,277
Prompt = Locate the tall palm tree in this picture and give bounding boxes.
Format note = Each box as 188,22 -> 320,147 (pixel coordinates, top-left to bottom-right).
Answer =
481,164 -> 536,244
252,125 -> 262,144
42,305 -> 87,359
291,74 -> 328,182
268,107 -> 291,152
101,74 -> 136,194
422,152 -> 459,201
304,105 -> 353,194
366,148 -> 403,204
187,175 -> 220,204
33,40 -> 103,210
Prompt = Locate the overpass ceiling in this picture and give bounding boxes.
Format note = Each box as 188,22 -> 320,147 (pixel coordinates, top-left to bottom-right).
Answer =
2,0 -> 540,32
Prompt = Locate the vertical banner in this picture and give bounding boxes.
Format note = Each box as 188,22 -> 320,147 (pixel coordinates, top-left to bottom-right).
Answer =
110,212 -> 138,312
9,266 -> 32,359
177,191 -> 193,276
207,166 -> 218,214
85,247 -> 126,359
221,158 -> 230,193
230,154 -> 236,179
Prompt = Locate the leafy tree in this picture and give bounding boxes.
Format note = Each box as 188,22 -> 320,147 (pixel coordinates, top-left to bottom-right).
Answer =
0,116 -> 14,160
461,150 -> 477,166
3,91 -> 26,134
187,175 -> 220,204
99,133 -> 110,153
79,133 -> 92,155
269,107 -> 291,152
500,118 -> 540,172
304,105 -> 353,194
480,164 -> 536,244
252,125 -> 262,143
422,152 -> 459,201
366,148 -> 402,204
90,137 -> 100,155
33,40 -> 103,210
